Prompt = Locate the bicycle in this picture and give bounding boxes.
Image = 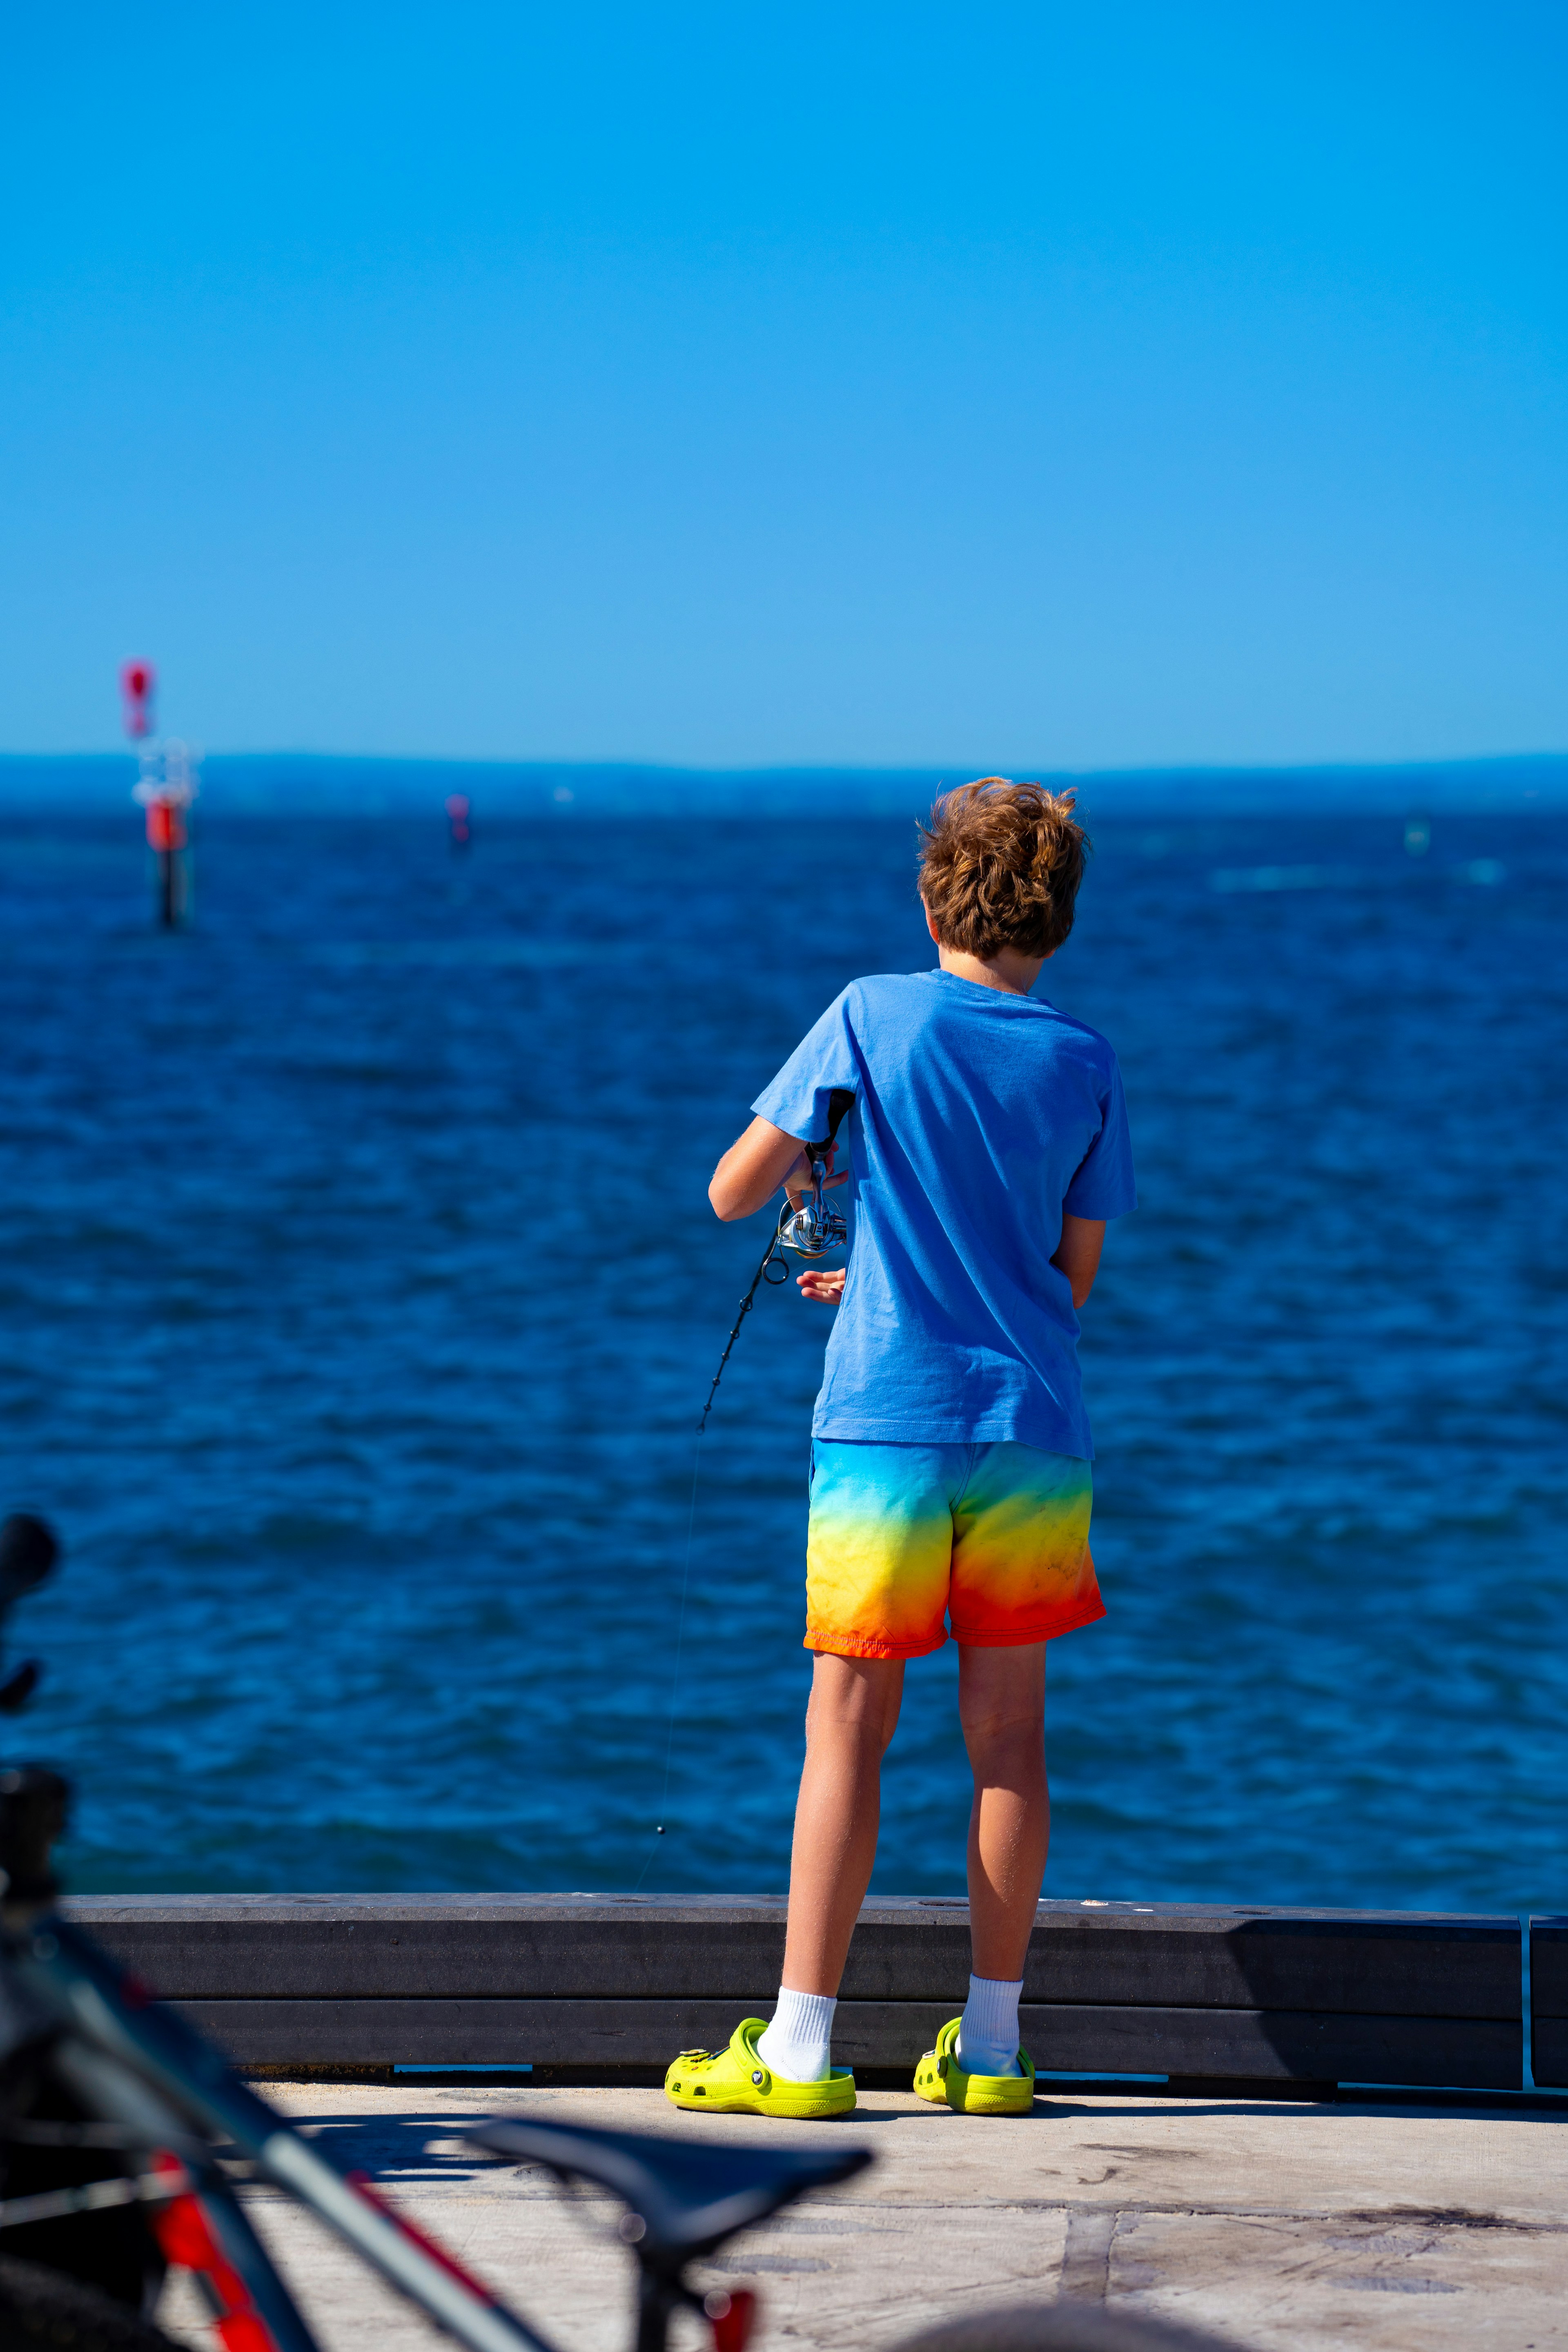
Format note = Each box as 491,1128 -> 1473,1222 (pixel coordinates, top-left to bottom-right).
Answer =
0,1515 -> 1225,2352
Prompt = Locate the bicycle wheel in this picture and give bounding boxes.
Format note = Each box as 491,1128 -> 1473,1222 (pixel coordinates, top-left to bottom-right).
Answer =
0,2257 -> 186,2352
890,2303 -> 1235,2352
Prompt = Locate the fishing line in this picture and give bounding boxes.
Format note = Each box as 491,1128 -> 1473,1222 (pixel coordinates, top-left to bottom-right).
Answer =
629,1219 -> 792,1895
632,1098 -> 853,1887
630,1437 -> 701,1893
697,1215 -> 794,1437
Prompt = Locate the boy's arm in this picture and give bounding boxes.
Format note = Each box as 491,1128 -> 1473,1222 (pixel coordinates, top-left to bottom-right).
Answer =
709,1116 -> 845,1221
1053,1214 -> 1105,1309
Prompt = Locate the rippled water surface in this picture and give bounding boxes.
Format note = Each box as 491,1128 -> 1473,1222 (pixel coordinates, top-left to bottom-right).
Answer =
2,805 -> 1565,1909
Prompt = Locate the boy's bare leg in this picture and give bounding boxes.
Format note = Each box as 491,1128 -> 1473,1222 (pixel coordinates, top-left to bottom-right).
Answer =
959,1641 -> 1049,1980
779,1652 -> 906,1996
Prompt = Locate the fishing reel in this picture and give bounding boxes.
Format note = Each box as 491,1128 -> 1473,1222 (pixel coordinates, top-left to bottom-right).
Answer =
777,1147 -> 848,1259
697,1102 -> 855,1433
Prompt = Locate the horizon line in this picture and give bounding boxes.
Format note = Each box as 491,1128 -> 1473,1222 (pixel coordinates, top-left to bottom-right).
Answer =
2,748 -> 1566,778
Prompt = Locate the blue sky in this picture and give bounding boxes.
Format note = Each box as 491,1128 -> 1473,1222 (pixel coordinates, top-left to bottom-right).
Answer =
4,2 -> 1564,766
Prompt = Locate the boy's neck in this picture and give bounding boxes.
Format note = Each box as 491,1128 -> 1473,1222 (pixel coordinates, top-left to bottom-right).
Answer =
935,942 -> 1049,998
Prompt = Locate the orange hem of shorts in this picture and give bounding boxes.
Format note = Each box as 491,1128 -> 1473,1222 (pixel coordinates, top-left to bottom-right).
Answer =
951,1597 -> 1108,1649
805,1597 -> 1107,1662
804,1631 -> 950,1661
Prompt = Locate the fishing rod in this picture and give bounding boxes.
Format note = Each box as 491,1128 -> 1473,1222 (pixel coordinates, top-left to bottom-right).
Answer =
696,1089 -> 855,1433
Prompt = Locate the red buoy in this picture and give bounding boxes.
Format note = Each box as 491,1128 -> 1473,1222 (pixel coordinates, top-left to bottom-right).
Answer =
143,797 -> 186,854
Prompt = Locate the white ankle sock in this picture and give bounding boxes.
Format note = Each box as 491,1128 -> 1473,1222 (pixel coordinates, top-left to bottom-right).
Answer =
955,1973 -> 1023,2077
756,1987 -> 836,2083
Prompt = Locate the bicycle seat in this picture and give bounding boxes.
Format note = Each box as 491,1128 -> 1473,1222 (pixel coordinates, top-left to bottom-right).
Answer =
466,2118 -> 872,2263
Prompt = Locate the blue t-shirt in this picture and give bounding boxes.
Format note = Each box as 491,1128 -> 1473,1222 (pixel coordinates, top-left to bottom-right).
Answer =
752,970 -> 1136,1457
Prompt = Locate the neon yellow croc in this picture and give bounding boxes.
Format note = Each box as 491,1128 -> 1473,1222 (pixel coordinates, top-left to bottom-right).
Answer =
913,2017 -> 1036,2115
664,2017 -> 856,2119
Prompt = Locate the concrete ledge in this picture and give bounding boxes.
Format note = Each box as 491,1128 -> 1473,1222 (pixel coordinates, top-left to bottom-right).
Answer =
62,1895 -> 1524,2090
67,1894 -> 1521,2011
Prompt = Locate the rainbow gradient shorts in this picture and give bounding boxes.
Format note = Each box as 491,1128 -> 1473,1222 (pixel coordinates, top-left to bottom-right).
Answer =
805,1439 -> 1102,1659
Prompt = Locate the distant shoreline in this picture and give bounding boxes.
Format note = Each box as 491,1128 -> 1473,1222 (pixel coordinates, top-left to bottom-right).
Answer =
0,749 -> 1564,817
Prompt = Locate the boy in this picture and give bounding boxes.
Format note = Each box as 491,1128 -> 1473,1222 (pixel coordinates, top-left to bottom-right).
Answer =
664,779 -> 1134,2118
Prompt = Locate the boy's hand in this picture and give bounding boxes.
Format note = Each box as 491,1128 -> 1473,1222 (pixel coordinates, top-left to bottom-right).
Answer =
782,1141 -> 849,1205
797,1267 -> 846,1304
1052,1214 -> 1107,1310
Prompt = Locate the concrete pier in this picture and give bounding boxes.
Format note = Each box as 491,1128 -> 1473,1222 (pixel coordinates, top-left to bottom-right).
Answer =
159,2078 -> 1566,2352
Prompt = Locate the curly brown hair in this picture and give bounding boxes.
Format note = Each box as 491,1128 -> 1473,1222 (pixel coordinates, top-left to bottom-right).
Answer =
918,777 -> 1089,960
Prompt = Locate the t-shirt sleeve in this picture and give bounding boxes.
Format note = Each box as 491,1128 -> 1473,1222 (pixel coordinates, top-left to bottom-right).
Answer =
751,990 -> 859,1142
1062,1055 -> 1137,1220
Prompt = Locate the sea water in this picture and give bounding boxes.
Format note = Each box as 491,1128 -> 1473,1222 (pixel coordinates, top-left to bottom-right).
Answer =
1,805 -> 1564,1911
